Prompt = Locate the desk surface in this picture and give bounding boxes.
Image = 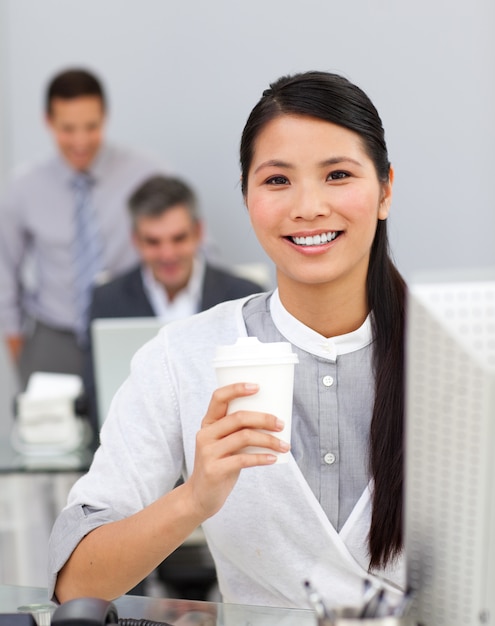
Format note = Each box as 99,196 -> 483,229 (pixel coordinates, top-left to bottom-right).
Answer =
0,436 -> 94,474
0,585 -> 315,626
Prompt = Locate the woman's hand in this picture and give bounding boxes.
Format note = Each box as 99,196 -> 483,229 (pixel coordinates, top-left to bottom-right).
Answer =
185,382 -> 289,520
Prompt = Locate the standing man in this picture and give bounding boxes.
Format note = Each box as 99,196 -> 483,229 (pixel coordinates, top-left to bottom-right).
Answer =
85,174 -> 265,428
0,68 -> 165,387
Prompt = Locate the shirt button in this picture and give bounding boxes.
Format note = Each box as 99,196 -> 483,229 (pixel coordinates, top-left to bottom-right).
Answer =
322,375 -> 334,387
324,452 -> 336,465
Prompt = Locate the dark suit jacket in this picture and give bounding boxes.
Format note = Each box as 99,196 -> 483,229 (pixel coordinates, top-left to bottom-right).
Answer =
84,262 -> 265,432
89,263 -> 263,320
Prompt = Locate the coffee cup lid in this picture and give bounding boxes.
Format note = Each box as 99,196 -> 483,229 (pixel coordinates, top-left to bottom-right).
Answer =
213,336 -> 299,367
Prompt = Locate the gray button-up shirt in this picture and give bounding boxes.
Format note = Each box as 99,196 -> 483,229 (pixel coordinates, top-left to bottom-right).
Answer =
243,291 -> 374,531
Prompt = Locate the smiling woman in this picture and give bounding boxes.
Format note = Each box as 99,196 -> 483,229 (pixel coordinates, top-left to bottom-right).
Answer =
239,72 -> 405,568
244,115 -> 392,326
49,71 -> 407,612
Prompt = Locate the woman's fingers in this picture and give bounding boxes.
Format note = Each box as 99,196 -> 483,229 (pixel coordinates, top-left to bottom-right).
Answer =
205,407 -> 285,439
199,382 -> 287,457
201,382 -> 259,426
197,415 -> 288,458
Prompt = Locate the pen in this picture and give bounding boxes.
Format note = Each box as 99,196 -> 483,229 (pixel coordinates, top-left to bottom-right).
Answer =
373,588 -> 389,618
358,579 -> 377,618
360,579 -> 373,605
303,580 -> 336,625
393,586 -> 414,617
360,586 -> 384,618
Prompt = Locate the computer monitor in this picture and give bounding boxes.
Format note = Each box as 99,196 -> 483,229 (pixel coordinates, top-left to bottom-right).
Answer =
91,317 -> 165,427
404,272 -> 495,626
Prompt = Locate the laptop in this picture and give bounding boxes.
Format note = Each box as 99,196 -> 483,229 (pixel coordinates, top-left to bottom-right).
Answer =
91,317 -> 165,427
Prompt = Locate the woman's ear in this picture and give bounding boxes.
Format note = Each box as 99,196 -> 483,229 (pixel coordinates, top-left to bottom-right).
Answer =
378,165 -> 394,220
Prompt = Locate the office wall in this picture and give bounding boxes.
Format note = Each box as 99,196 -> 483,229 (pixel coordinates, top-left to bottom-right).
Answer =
0,0 -> 493,589
1,0 -> 494,279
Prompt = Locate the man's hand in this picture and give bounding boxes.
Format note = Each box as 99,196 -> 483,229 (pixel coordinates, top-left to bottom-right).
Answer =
6,334 -> 24,362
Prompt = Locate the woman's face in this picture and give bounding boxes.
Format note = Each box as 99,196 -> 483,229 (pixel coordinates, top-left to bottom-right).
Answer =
244,114 -> 392,295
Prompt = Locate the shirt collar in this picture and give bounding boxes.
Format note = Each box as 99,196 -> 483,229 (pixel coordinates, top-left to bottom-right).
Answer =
86,144 -> 110,180
269,288 -> 373,361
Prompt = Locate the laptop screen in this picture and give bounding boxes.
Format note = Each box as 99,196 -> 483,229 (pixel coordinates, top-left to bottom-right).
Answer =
91,317 -> 164,427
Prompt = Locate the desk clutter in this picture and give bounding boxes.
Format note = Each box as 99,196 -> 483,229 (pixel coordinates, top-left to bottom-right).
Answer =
305,579 -> 415,625
3,597 -> 174,626
2,371 -> 92,589
12,372 -> 91,455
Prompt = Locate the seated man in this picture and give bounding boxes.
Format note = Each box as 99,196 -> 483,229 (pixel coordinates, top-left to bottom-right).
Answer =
84,174 -> 264,599
85,174 -> 265,430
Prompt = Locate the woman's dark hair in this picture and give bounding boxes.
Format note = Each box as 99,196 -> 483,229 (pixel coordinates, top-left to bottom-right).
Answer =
46,68 -> 106,116
240,71 -> 406,569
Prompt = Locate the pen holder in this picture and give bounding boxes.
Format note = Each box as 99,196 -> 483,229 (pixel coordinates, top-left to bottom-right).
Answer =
319,611 -> 415,626
335,617 -> 416,626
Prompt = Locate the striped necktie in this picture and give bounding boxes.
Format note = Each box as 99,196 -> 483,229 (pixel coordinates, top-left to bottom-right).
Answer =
71,172 -> 102,344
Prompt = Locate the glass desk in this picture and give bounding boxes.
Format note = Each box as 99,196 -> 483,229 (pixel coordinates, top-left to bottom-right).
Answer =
0,585 -> 315,626
0,436 -> 94,474
0,433 -> 213,598
0,434 -> 95,588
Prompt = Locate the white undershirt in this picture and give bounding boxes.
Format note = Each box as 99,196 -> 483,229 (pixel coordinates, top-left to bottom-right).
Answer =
141,256 -> 205,323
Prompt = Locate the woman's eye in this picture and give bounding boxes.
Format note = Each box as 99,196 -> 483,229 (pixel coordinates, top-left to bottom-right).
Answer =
327,171 -> 349,181
265,175 -> 289,185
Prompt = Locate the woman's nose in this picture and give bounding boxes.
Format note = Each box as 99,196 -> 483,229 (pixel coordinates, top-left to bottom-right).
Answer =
289,183 -> 331,221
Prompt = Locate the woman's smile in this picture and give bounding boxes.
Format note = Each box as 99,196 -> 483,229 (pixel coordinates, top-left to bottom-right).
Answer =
285,229 -> 342,249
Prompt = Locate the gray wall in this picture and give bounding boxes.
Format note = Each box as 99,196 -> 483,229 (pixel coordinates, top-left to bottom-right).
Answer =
1,1 -> 493,584
1,0 -> 494,281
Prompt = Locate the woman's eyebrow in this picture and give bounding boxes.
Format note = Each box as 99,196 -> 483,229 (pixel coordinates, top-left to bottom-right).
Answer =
254,156 -> 364,175
253,159 -> 292,174
319,156 -> 364,168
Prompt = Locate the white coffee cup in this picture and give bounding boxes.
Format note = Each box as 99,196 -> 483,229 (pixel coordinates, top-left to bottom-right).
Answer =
213,336 -> 298,463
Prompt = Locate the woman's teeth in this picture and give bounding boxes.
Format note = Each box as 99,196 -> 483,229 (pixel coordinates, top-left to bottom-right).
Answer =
291,231 -> 338,246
